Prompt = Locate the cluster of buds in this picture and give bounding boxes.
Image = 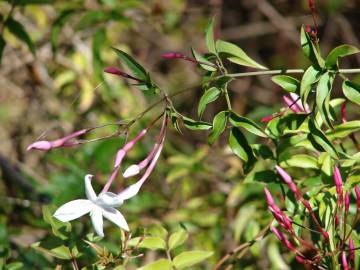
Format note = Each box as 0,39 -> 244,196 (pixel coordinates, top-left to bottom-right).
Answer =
28,107 -> 168,237
265,165 -> 360,268
261,93 -> 309,123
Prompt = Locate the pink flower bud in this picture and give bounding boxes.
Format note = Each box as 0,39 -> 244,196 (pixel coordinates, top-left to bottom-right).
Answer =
26,140 -> 52,151
295,256 -> 306,264
349,237 -> 355,263
162,52 -> 184,59
305,25 -> 312,34
264,187 -> 275,206
342,251 -> 349,270
27,129 -> 89,152
333,166 -> 343,200
345,191 -> 350,214
275,165 -> 298,194
261,115 -> 275,122
271,227 -> 295,252
104,67 -> 143,82
355,186 -> 360,209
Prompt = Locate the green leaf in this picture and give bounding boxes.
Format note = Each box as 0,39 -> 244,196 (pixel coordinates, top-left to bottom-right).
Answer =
191,48 -> 217,71
112,48 -> 148,81
343,80 -> 360,106
42,205 -> 71,240
51,9 -> 75,55
280,154 -> 318,169
0,35 -> 5,64
327,121 -> 360,140
316,72 -> 335,128
173,251 -> 213,270
300,26 -> 324,68
168,229 -> 188,250
31,242 -> 72,260
229,111 -> 267,138
92,29 -> 106,81
326,44 -> 359,69
5,17 -> 35,55
127,237 -> 166,250
6,262 -> 23,270
205,17 -> 216,54
228,127 -> 256,173
182,116 -> 212,130
308,119 -> 338,159
216,40 -> 267,70
137,259 -> 172,270
300,65 -> 320,107
198,87 -> 221,117
271,75 -> 300,93
146,224 -> 168,239
208,111 -> 228,144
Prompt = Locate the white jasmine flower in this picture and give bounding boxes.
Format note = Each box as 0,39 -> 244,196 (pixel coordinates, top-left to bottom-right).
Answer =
54,174 -> 137,237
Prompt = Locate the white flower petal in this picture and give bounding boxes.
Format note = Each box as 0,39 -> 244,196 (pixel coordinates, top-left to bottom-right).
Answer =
102,207 -> 129,231
85,174 -> 97,201
97,192 -> 123,207
54,199 -> 94,222
90,207 -> 104,237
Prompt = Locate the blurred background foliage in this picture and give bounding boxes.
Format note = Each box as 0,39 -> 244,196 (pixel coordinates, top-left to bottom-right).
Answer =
0,0 -> 360,269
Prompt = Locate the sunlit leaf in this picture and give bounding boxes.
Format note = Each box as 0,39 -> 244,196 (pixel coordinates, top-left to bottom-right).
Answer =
271,75 -> 300,93
343,80 -> 360,106
198,87 -> 221,117
173,251 -> 213,270
326,44 -> 359,69
112,48 -> 148,81
168,229 -> 188,250
208,111 -> 228,144
229,111 -> 267,137
205,17 -> 216,54
138,259 -> 172,270
216,40 -> 267,70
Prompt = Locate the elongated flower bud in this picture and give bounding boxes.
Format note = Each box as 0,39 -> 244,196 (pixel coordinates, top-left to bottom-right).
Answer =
271,227 -> 295,252
295,256 -> 306,264
104,67 -> 144,82
114,129 -> 148,168
349,237 -> 355,263
342,251 -> 349,270
275,165 -> 299,195
334,166 -> 343,196
261,115 -> 275,122
355,186 -> 360,209
345,191 -> 350,214
27,129 -> 88,151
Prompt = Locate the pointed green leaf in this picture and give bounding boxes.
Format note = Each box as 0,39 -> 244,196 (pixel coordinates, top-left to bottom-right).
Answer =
300,65 -> 320,106
182,116 -> 212,130
198,87 -> 221,117
326,44 -> 359,69
228,127 -> 256,165
308,119 -> 338,159
31,242 -> 72,260
42,205 -> 71,240
127,237 -> 166,250
191,48 -> 217,71
205,17 -> 216,54
173,251 -> 213,270
5,17 -> 35,55
229,111 -> 267,137
271,75 -> 300,93
208,111 -> 228,144
138,259 -> 172,270
216,40 -> 267,70
327,120 -> 360,140
280,154 -> 318,169
112,48 -> 148,81
343,80 -> 360,106
316,72 -> 335,128
300,26 -> 324,68
168,229 -> 188,250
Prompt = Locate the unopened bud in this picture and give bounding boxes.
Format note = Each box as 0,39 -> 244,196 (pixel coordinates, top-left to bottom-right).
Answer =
26,140 -> 52,151
342,251 -> 349,270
